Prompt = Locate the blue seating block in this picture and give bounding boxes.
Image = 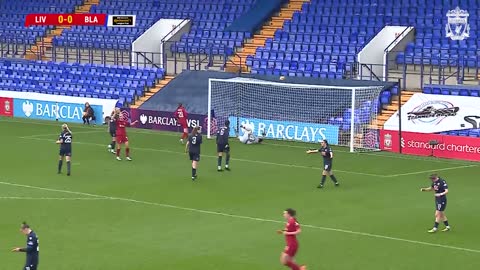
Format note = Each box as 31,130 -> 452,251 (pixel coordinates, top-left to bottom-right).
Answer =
0,59 -> 164,105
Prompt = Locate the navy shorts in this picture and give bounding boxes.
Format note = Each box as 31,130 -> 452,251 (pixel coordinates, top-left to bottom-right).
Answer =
323,163 -> 332,172
59,147 -> 72,157
217,143 -> 230,153
189,152 -> 200,161
436,200 -> 447,211
110,130 -> 116,137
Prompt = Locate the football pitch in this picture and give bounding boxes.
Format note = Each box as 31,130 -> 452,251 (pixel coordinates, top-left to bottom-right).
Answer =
1,117 -> 480,270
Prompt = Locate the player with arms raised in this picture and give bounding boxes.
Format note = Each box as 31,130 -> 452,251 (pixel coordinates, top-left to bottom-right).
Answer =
306,139 -> 339,188
421,174 -> 451,233
277,208 -> 306,270
216,120 -> 231,171
185,126 -> 202,181
174,103 -> 189,143
115,114 -> 138,161
56,124 -> 72,176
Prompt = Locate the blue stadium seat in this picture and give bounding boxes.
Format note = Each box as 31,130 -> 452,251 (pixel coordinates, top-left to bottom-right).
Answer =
0,59 -> 164,106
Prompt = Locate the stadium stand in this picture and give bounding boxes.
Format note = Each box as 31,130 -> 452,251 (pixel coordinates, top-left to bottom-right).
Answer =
423,84 -> 480,97
0,0 -> 80,56
397,3 -> 480,68
0,0 -> 478,121
55,0 -> 257,55
0,59 -> 164,106
239,0 -> 480,79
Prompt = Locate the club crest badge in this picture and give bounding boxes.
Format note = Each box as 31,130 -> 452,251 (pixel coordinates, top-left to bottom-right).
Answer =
384,133 -> 392,148
4,100 -> 10,112
445,7 -> 470,41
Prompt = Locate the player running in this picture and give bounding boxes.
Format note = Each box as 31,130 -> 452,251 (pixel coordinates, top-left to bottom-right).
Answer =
115,114 -> 138,161
216,120 -> 231,171
238,123 -> 264,144
107,108 -> 119,154
421,174 -> 451,233
277,209 -> 306,270
185,126 -> 202,181
306,139 -> 339,188
56,123 -> 72,176
174,103 -> 188,143
12,222 -> 39,270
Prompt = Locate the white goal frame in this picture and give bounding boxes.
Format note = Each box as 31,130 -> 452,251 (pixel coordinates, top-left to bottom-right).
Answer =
207,78 -> 383,152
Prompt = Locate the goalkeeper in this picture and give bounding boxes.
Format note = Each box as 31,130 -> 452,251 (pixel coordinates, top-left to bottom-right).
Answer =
238,123 -> 265,144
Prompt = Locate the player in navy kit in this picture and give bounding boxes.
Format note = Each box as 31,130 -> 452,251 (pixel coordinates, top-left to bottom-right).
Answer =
185,126 -> 203,180
107,108 -> 119,154
216,120 -> 231,171
306,140 -> 339,188
56,124 -> 72,176
12,222 -> 39,270
421,174 -> 451,233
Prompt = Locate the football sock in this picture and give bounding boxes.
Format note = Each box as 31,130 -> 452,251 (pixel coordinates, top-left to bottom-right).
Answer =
126,147 -> 130,157
321,175 -> 326,185
66,161 -> 71,174
116,149 -> 121,156
192,168 -> 197,177
182,132 -> 188,139
225,153 -> 230,166
58,160 -> 63,172
330,174 -> 338,183
217,156 -> 222,167
444,220 -> 449,227
286,261 -> 300,270
434,222 -> 439,229
111,141 -> 116,149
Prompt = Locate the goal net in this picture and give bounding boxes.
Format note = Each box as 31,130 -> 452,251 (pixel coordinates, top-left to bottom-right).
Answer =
207,78 -> 384,152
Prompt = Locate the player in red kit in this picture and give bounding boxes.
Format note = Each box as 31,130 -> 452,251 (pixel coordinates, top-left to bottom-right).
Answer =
174,103 -> 188,143
115,113 -> 138,161
277,208 -> 306,270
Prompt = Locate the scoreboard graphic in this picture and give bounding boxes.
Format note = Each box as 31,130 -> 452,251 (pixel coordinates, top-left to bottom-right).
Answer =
24,14 -> 136,27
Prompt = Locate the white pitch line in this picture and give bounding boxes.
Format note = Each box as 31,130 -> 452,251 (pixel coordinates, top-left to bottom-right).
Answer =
21,136 -> 383,178
0,180 -> 479,254
0,196 -> 111,201
384,165 -> 478,178
4,118 -> 477,166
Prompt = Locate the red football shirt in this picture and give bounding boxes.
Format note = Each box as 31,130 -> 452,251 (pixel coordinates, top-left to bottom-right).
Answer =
174,106 -> 188,125
285,217 -> 300,245
116,119 -> 130,136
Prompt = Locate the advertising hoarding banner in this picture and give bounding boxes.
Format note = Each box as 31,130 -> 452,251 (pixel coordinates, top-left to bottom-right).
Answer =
384,93 -> 480,133
380,130 -> 480,161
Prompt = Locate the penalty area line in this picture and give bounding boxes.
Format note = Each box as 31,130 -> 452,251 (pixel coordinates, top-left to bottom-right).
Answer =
0,180 -> 479,254
20,136 -> 383,178
383,164 -> 478,178
5,117 -> 476,166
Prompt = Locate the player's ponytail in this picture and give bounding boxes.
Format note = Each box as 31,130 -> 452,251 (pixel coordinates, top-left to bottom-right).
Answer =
191,126 -> 200,136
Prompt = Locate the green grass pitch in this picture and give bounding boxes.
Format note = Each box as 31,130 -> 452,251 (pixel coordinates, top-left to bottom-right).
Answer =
1,117 -> 479,270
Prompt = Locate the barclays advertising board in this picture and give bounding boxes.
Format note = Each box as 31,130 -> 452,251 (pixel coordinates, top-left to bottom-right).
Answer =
13,99 -> 102,123
228,116 -> 339,145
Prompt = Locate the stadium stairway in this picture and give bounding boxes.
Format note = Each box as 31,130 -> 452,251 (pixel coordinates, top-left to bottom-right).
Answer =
370,90 -> 418,129
25,0 -> 99,61
225,0 -> 309,73
130,75 -> 175,109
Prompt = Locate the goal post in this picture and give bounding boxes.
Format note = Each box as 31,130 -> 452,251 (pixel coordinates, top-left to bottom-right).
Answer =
207,77 -> 384,152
